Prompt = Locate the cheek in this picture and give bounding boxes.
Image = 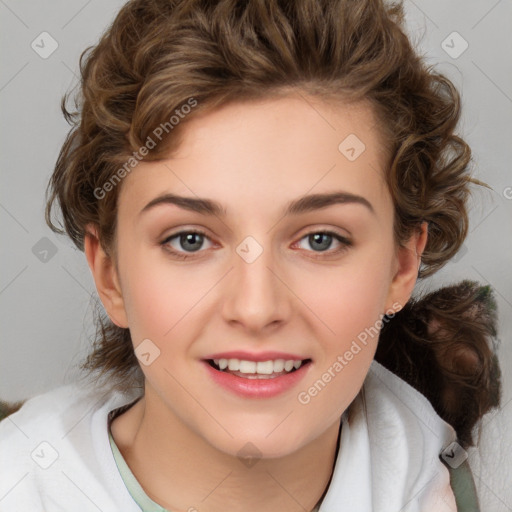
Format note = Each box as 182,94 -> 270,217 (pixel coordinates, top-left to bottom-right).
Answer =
300,251 -> 394,344
119,247 -> 220,356
118,248 -> 186,342
293,249 -> 394,414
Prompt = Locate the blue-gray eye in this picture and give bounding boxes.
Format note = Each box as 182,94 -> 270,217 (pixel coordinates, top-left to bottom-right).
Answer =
297,232 -> 350,253
162,230 -> 212,254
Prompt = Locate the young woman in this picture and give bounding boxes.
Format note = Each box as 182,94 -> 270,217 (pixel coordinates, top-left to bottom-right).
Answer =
0,0 -> 501,510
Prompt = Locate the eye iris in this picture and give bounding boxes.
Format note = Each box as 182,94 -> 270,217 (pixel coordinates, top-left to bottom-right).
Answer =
180,233 -> 203,252
309,233 -> 332,251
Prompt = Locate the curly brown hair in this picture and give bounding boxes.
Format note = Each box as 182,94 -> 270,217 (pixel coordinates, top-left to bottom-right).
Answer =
44,0 -> 499,438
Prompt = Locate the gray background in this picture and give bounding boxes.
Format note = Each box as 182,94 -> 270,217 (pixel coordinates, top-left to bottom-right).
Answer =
1,0 -> 511,508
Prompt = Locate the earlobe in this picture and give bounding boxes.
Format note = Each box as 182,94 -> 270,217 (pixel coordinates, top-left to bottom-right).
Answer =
84,224 -> 129,328
385,222 -> 428,312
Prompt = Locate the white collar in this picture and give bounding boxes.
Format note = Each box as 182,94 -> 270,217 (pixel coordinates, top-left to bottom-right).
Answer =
319,360 -> 458,511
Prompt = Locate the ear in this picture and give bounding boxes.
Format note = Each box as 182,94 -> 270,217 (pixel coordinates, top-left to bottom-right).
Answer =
84,224 -> 129,328
385,222 -> 428,312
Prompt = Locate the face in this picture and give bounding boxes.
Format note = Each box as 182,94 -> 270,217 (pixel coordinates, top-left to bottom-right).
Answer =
92,95 -> 421,459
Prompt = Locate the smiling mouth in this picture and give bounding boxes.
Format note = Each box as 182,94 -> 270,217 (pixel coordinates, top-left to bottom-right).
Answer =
206,358 -> 312,379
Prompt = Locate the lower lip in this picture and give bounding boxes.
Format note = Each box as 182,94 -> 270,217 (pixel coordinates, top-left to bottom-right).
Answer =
202,360 -> 311,399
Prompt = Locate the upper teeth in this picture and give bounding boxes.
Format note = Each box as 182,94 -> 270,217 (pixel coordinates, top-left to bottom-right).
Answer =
213,358 -> 303,374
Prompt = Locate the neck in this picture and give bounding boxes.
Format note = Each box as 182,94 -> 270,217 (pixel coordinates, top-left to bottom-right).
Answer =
111,389 -> 341,512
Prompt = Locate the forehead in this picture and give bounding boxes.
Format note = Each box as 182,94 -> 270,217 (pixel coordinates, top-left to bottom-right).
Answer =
118,95 -> 391,221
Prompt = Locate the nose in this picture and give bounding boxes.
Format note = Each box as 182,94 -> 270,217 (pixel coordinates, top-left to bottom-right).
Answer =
221,240 -> 292,335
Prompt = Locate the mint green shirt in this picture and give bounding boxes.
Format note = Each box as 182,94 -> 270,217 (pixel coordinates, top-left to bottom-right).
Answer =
109,429 -> 169,512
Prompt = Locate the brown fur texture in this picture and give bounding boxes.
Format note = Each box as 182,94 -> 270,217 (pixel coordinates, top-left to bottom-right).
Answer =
0,399 -> 25,421
375,280 -> 501,447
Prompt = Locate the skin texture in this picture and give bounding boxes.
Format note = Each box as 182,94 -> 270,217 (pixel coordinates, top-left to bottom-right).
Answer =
85,95 -> 427,512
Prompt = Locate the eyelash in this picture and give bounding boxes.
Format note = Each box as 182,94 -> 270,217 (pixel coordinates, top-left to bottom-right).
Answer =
160,229 -> 352,261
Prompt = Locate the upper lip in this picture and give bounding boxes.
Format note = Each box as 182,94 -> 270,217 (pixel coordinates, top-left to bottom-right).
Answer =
203,351 -> 310,362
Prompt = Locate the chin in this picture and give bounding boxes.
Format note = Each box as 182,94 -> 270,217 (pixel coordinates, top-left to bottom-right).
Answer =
202,424 -> 313,461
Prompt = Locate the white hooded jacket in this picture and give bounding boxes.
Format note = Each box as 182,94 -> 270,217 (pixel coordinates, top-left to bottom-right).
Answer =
0,360 -> 460,511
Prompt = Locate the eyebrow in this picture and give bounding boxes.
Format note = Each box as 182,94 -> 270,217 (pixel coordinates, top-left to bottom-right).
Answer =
139,191 -> 375,218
